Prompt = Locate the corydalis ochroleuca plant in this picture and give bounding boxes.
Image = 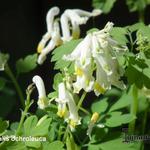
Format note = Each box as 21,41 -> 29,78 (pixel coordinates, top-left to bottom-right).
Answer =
64,22 -> 127,96
32,75 -> 49,109
37,6 -> 102,65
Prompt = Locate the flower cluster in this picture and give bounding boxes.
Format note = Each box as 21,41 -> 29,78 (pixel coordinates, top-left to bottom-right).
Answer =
37,7 -> 101,64
64,22 -> 127,96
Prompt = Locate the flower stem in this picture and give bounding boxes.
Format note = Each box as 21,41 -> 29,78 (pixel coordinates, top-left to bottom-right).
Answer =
128,85 -> 138,133
16,88 -> 33,136
5,64 -> 25,108
77,91 -> 87,110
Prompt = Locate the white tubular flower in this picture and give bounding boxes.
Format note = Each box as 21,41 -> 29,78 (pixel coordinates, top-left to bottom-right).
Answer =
32,75 -> 48,109
67,90 -> 81,131
61,9 -> 101,41
37,7 -> 60,53
55,82 -> 68,118
73,59 -> 94,93
37,20 -> 62,65
64,34 -> 94,93
55,82 -> 80,131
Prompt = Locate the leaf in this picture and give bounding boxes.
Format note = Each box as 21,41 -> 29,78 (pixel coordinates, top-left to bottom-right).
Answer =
51,39 -> 82,71
0,118 -> 9,135
91,98 -> 108,114
92,0 -> 117,14
53,73 -> 63,90
125,55 -> 150,89
0,52 -> 9,71
16,53 -> 37,74
126,0 -> 148,12
44,141 -> 64,150
109,92 -> 131,112
110,27 -> 128,45
88,138 -> 141,150
0,77 -> 6,91
6,142 -> 27,150
126,22 -> 145,32
24,116 -> 38,136
66,134 -> 80,150
24,115 -> 51,137
105,112 -> 136,127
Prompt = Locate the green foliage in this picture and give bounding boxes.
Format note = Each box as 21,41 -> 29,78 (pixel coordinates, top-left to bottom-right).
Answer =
88,137 -> 141,150
109,92 -> 131,112
16,53 -> 37,74
44,141 -> 64,150
92,0 -> 117,14
110,27 -> 128,45
91,98 -> 108,114
0,52 -> 9,71
125,54 -> 150,89
105,111 -> 136,127
51,39 -> 82,71
126,0 -> 150,12
0,118 -> 9,136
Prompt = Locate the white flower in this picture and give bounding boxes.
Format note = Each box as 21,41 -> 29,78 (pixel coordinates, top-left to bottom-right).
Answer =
64,34 -> 94,93
55,82 -> 81,131
37,20 -> 62,64
67,90 -> 81,131
64,22 -> 127,96
55,82 -> 68,118
32,75 -> 48,109
37,7 -> 101,64
37,7 -> 60,53
61,9 -> 102,41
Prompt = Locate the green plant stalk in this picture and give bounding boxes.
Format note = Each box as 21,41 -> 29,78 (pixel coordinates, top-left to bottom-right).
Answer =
5,64 -> 25,108
16,92 -> 31,136
77,91 -> 87,110
141,106 -> 148,134
128,85 -> 138,133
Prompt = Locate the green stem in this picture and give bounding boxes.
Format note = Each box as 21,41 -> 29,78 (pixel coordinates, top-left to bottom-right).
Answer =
5,64 -> 25,108
141,106 -> 148,134
138,9 -> 145,23
79,107 -> 91,115
77,91 -> 87,110
128,85 -> 138,133
16,92 -> 31,136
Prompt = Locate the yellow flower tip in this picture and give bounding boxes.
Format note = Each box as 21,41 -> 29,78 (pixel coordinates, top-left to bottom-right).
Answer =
94,82 -> 106,94
57,109 -> 67,118
75,67 -> 84,76
91,112 -> 99,123
69,119 -> 77,129
37,43 -> 44,53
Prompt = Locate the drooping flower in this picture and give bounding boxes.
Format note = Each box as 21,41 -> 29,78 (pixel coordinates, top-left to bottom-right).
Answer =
37,20 -> 62,64
32,75 -> 49,109
64,34 -> 94,93
64,22 -> 127,96
55,82 -> 81,131
61,9 -> 102,41
55,82 -> 68,118
37,7 -> 101,64
37,7 -> 60,53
